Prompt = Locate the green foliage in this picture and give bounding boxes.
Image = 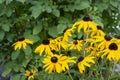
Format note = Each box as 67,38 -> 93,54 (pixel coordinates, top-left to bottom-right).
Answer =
0,0 -> 120,80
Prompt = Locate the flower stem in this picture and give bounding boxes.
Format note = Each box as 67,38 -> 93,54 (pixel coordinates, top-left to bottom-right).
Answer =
67,70 -> 73,80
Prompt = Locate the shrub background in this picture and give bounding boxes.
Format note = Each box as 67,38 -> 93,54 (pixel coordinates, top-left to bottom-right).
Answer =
0,0 -> 120,80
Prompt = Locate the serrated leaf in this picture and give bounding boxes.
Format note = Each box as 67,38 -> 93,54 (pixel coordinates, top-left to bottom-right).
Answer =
52,9 -> 60,17
97,3 -> 108,12
11,50 -> 20,60
75,0 -> 90,10
10,74 -> 20,80
2,68 -> 12,77
45,6 -> 52,13
0,30 -> 5,40
48,26 -> 58,37
30,5 -> 44,18
57,24 -> 67,34
33,25 -> 43,35
2,24 -> 10,32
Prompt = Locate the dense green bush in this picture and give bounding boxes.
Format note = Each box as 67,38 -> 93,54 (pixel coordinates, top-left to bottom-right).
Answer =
0,0 -> 120,80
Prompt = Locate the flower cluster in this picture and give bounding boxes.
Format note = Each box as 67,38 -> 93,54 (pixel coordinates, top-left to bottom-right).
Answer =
12,16 -> 120,80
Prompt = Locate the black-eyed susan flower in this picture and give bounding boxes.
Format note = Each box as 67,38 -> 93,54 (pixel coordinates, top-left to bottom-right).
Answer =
72,16 -> 97,32
69,39 -> 83,51
86,43 -> 102,57
34,39 -> 54,56
43,54 -> 76,73
53,36 -> 69,50
102,40 -> 120,62
85,25 -> 105,37
90,35 -> 113,50
63,27 -> 75,41
12,38 -> 33,50
77,56 -> 95,73
25,69 -> 37,80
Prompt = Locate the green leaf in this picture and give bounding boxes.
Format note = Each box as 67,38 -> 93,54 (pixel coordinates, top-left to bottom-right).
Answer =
24,35 -> 40,43
52,9 -> 60,17
48,26 -> 58,37
5,8 -> 13,17
58,17 -> 70,24
13,64 -> 21,72
10,74 -> 20,80
33,24 -> 43,35
16,0 -> 26,3
57,24 -> 67,34
77,30 -> 83,39
75,0 -> 90,10
6,33 -> 15,42
19,75 -> 26,80
45,6 -> 52,13
5,0 -> 13,4
2,23 -> 10,32
30,5 -> 45,18
23,46 -> 32,56
0,0 -> 4,4
110,0 -> 118,8
23,30 -> 40,42
11,50 -> 20,60
2,68 -> 12,77
0,30 -> 5,40
22,58 -> 30,67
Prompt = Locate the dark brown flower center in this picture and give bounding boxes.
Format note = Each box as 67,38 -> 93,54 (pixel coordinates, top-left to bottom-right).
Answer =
104,35 -> 112,41
83,16 -> 91,21
97,26 -> 102,30
19,37 -> 25,41
42,39 -> 50,45
109,43 -> 118,50
116,36 -> 120,39
73,40 -> 78,45
30,72 -> 33,76
51,56 -> 58,63
63,28 -> 68,33
73,37 -> 78,40
78,56 -> 84,62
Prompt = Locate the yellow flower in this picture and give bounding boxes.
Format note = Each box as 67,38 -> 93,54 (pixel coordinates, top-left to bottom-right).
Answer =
77,56 -> 95,73
90,35 -> 113,50
63,27 -> 75,41
85,25 -> 105,37
43,54 -> 76,73
34,39 -> 54,56
69,39 -> 83,51
102,41 -> 120,62
72,16 -> 97,32
53,36 -> 69,50
86,43 -> 102,57
25,69 -> 37,80
12,38 -> 33,50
